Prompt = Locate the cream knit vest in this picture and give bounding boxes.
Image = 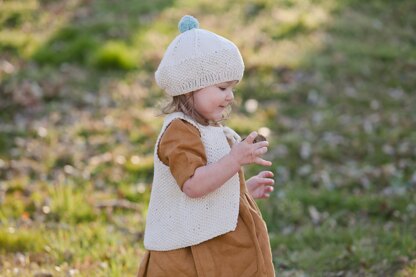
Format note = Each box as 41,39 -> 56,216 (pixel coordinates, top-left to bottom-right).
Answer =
144,112 -> 241,251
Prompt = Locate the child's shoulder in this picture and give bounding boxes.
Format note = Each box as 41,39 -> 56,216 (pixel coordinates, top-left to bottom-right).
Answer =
164,118 -> 201,138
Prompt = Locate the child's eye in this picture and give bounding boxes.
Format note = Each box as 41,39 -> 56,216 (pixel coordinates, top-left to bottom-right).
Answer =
219,87 -> 227,91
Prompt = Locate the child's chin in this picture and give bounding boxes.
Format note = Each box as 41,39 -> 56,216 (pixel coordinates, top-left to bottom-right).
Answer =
212,114 -> 223,121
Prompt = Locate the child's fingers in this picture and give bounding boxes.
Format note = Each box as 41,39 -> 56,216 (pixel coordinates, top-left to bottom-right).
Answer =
263,186 -> 274,198
254,147 -> 268,156
259,171 -> 274,178
244,131 -> 258,144
254,141 -> 269,148
250,176 -> 274,188
260,178 -> 274,185
255,158 -> 272,166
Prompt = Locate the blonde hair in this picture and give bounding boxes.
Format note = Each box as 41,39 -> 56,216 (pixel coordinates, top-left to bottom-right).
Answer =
161,93 -> 210,126
161,93 -> 232,126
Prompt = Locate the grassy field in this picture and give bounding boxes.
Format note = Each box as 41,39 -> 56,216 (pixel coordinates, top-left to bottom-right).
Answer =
0,0 -> 415,276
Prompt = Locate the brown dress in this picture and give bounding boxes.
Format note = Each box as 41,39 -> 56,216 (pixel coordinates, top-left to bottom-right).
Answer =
137,119 -> 275,277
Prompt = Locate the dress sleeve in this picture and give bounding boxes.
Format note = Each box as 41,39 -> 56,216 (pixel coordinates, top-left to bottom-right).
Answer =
157,119 -> 207,190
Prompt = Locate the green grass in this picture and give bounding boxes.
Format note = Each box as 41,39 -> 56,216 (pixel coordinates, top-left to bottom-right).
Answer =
0,227 -> 46,253
0,0 -> 415,275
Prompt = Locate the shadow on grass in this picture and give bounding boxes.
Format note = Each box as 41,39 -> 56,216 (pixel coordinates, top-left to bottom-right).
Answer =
0,0 -> 174,106
32,0 -> 175,70
0,0 -> 175,156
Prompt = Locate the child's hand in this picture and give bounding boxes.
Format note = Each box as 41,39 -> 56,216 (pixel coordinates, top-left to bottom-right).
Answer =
246,171 -> 275,199
229,131 -> 272,167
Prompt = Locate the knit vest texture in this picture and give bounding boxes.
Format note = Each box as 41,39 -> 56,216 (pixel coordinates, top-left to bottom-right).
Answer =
144,112 -> 240,251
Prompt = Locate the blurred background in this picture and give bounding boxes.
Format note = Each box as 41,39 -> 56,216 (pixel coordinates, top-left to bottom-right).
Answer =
0,0 -> 415,276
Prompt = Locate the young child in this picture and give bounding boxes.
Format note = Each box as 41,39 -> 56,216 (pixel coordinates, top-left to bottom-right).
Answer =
138,15 -> 275,276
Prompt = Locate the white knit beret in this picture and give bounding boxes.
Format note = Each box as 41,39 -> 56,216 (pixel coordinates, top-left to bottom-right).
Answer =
155,15 -> 245,96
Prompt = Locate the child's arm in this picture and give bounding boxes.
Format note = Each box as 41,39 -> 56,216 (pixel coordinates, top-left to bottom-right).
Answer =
183,131 -> 271,198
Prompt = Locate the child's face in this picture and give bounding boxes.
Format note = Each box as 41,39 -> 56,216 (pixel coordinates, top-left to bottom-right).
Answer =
193,81 -> 237,123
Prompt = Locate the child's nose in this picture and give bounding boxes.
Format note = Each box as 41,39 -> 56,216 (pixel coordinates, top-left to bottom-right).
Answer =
225,90 -> 234,101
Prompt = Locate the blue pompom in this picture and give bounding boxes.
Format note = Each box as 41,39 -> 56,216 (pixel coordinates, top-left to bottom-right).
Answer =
178,15 -> 199,33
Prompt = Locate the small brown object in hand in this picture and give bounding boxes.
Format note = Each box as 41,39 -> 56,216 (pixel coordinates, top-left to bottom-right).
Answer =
253,134 -> 267,143
242,134 -> 267,143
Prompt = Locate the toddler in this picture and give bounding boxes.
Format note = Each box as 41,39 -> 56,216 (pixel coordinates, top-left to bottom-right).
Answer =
138,15 -> 275,276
